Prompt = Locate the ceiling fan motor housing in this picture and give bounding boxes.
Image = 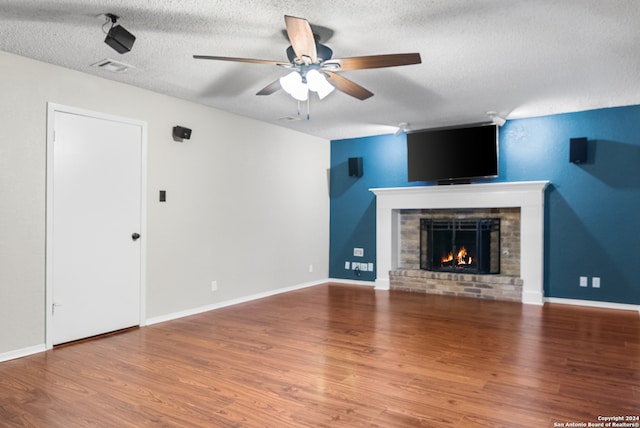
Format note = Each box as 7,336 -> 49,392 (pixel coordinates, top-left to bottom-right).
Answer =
286,43 -> 333,64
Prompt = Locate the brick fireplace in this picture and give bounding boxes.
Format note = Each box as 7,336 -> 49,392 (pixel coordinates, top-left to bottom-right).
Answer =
392,207 -> 522,302
370,181 -> 549,305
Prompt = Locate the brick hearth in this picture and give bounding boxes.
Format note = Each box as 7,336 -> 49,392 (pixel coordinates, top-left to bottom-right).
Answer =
390,270 -> 523,302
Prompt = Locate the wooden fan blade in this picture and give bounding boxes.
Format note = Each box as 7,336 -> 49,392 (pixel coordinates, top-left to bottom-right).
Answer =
256,79 -> 282,96
323,53 -> 421,71
325,71 -> 374,100
193,55 -> 288,66
284,15 -> 317,63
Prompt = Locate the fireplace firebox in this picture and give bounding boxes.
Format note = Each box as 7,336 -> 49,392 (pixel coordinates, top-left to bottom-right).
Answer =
420,218 -> 500,274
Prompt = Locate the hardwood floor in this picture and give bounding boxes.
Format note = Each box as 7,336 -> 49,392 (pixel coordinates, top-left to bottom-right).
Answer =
1,284 -> 639,427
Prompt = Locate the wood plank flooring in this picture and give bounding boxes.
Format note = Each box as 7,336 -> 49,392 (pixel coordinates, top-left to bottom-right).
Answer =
1,284 -> 639,427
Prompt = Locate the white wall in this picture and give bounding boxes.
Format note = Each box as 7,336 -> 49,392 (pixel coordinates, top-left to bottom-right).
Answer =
0,51 -> 330,355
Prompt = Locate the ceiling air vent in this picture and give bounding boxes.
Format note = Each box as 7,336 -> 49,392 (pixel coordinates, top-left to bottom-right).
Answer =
90,58 -> 134,73
277,116 -> 302,122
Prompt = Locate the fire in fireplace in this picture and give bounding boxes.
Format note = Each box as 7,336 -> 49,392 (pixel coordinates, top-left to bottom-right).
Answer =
420,218 -> 500,274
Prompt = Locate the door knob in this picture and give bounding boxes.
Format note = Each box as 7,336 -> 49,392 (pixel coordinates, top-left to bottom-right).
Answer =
132,233 -> 141,241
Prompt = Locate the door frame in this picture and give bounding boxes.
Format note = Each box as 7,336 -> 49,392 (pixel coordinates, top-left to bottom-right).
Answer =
45,103 -> 148,349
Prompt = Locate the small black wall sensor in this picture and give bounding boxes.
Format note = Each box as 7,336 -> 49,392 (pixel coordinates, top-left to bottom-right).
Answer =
173,126 -> 192,141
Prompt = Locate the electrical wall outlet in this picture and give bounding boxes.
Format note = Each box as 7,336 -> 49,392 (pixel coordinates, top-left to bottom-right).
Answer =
354,248 -> 364,257
347,261 -> 373,272
211,280 -> 217,291
352,262 -> 362,277
592,277 -> 600,288
579,276 -> 588,287
308,264 -> 314,273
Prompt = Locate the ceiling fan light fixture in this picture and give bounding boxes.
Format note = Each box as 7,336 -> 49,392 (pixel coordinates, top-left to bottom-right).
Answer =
279,71 -> 308,101
193,16 -> 421,103
306,69 -> 335,100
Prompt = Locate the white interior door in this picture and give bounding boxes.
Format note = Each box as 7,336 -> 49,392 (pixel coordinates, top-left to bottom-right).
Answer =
47,105 -> 145,346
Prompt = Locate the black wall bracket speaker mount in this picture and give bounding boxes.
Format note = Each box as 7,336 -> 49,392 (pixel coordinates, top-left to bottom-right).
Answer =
570,137 -> 588,164
103,13 -> 136,54
173,126 -> 192,141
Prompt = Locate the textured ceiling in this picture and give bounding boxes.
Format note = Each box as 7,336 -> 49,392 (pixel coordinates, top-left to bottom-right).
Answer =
1,0 -> 639,140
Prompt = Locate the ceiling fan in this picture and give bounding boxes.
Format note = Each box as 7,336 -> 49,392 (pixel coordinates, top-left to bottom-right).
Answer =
194,15 -> 422,101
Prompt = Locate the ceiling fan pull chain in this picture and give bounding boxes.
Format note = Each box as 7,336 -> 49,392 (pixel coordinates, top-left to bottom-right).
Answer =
307,97 -> 310,121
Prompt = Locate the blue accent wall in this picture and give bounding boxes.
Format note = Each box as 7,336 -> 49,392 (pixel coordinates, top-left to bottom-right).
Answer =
330,105 -> 640,305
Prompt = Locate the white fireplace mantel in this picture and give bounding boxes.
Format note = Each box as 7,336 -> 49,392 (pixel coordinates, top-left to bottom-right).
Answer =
370,181 -> 550,305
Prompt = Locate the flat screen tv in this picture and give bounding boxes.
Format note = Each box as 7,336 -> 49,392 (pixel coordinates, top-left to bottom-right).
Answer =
407,123 -> 498,183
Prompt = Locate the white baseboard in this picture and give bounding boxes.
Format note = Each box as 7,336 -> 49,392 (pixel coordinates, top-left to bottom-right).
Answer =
1,280 -> 330,362
545,297 -> 640,314
0,344 -> 46,363
328,278 -> 376,287
373,278 -> 390,290
145,279 -> 328,326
